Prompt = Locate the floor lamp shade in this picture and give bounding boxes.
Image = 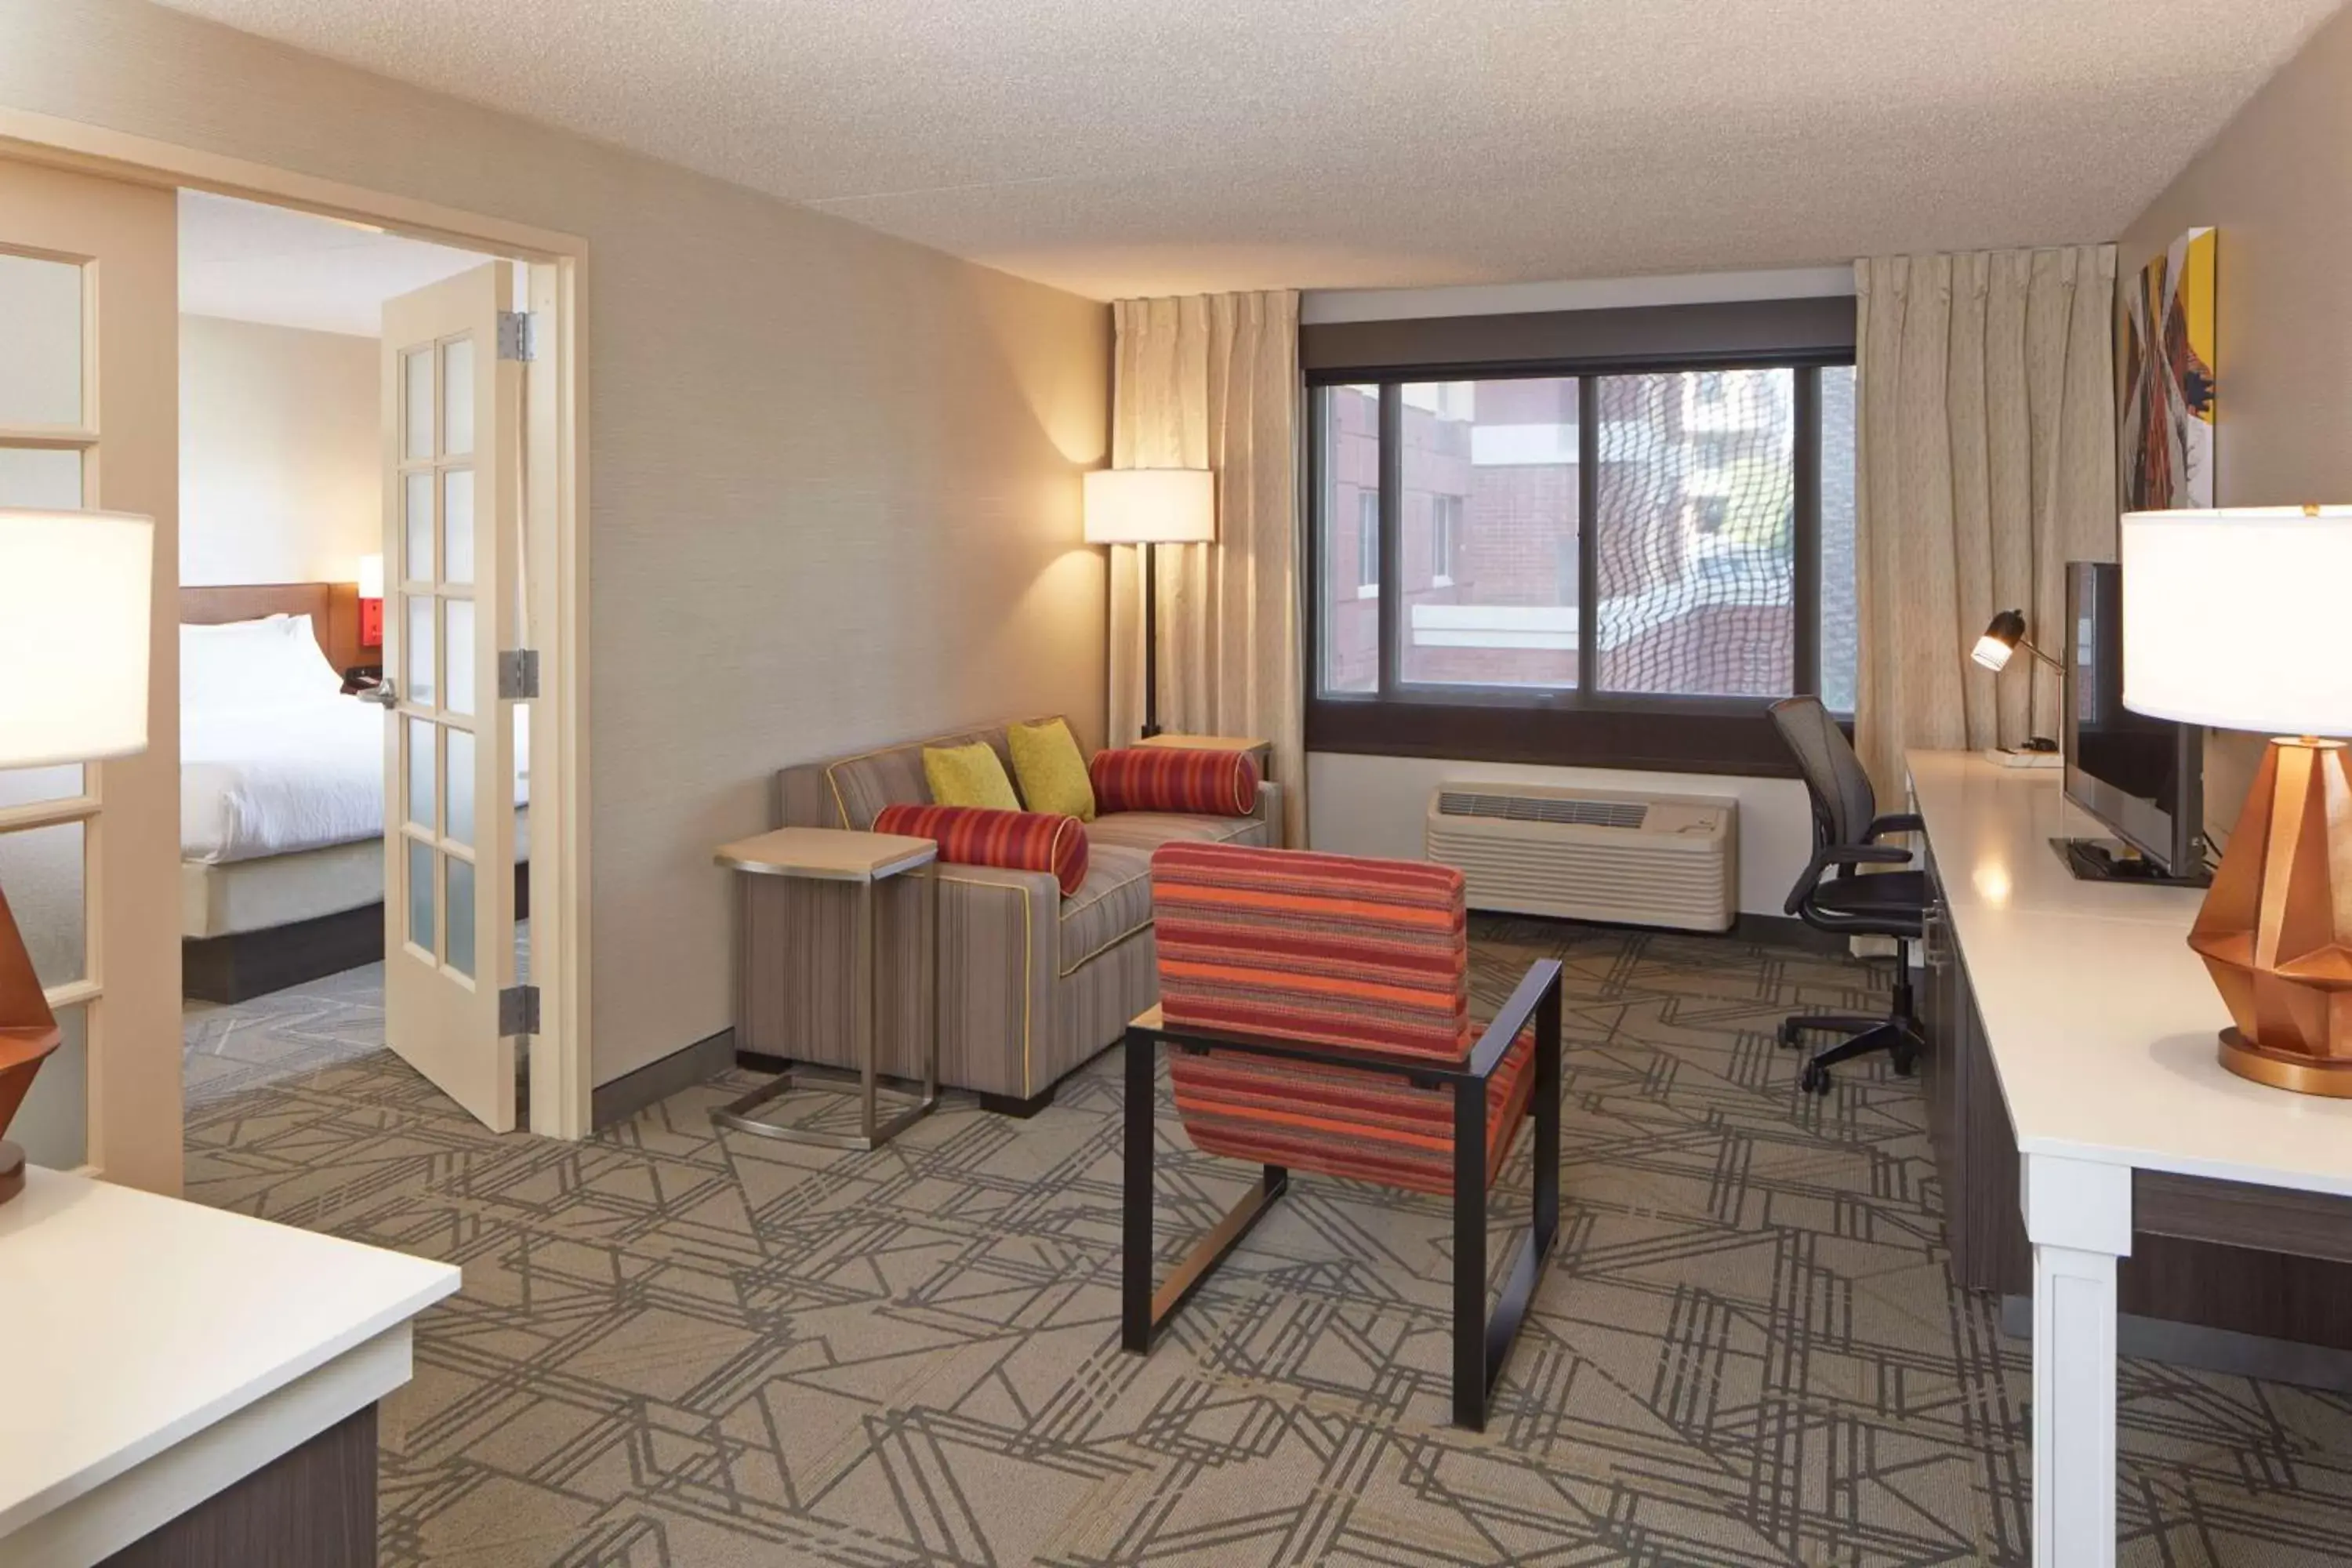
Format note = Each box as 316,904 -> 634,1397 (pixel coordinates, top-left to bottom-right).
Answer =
1083,468 -> 1216,546
0,507 -> 154,768
1085,470 -> 1214,739
0,506 -> 154,1203
2121,506 -> 2352,1096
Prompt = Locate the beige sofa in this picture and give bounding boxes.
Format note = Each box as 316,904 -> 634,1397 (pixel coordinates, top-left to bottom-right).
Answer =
757,720 -> 1279,1112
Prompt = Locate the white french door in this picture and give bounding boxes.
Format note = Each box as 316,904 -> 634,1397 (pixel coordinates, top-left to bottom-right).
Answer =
0,157 -> 181,1192
379,263 -> 521,1131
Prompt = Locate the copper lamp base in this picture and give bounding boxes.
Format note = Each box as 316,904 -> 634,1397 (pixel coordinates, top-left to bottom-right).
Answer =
0,880 -> 62,1206
2190,738 -> 2352,1098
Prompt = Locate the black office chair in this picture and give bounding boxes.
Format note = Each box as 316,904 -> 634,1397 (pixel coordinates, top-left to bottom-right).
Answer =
1767,696 -> 1930,1094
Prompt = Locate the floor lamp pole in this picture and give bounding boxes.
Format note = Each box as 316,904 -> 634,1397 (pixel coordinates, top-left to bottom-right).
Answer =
1140,543 -> 1160,739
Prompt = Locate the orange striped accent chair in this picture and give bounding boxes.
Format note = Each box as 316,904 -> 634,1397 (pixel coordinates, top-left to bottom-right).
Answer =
1122,841 -> 1563,1431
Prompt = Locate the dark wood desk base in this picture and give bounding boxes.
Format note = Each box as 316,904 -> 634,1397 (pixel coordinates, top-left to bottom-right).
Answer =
1922,850 -> 2352,1376
100,1404 -> 375,1567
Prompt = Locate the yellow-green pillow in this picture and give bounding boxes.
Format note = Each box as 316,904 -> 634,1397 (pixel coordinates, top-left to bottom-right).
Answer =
1007,718 -> 1096,822
923,742 -> 1020,811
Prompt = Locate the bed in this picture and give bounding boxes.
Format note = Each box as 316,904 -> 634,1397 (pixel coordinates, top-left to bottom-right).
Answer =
179,584 -> 528,1002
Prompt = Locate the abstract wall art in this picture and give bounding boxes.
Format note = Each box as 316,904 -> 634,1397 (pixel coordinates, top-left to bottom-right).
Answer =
2120,227 -> 2217,510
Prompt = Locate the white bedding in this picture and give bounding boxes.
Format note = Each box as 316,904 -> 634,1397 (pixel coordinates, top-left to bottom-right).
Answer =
182,695 -> 530,863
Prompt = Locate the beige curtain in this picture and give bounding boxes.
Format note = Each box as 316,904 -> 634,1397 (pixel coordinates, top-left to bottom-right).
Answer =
1109,291 -> 1305,844
1853,247 -> 2118,801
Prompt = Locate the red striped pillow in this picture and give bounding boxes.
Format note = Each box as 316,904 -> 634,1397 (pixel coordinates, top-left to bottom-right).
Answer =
873,804 -> 1088,897
1091,747 -> 1260,817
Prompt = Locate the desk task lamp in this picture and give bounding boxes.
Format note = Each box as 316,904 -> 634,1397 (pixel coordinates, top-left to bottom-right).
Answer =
0,508 -> 154,1202
2122,506 -> 2352,1097
1969,609 -> 2063,763
1084,468 -> 1215,739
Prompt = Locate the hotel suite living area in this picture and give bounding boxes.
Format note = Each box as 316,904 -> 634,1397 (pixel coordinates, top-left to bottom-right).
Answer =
8,2 -> 2352,1565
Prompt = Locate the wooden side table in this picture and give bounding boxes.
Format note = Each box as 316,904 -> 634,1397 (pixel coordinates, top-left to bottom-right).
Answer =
711,826 -> 940,1151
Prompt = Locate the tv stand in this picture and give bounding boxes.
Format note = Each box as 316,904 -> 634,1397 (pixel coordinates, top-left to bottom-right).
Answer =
2049,837 -> 2211,888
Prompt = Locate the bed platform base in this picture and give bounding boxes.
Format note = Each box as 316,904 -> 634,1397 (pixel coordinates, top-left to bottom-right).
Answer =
183,862 -> 530,1004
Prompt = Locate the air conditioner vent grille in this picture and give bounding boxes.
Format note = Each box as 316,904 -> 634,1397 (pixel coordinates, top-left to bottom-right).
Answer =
1425,782 -> 1737,931
1437,790 -> 1648,830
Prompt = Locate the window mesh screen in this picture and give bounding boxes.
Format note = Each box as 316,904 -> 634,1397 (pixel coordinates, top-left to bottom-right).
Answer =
1594,371 -> 1795,698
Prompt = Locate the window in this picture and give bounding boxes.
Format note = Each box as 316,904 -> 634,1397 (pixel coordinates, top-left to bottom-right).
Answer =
1311,356 -> 1856,775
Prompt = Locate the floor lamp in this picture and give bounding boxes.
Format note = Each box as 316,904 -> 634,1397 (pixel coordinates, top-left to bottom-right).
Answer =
0,508 -> 154,1203
1083,468 -> 1216,739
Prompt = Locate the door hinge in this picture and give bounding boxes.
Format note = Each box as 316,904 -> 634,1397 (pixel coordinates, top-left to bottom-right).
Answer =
497,649 -> 539,700
497,310 -> 538,361
500,984 -> 540,1036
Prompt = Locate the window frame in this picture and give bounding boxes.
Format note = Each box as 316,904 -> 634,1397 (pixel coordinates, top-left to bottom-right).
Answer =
1306,350 -> 1855,779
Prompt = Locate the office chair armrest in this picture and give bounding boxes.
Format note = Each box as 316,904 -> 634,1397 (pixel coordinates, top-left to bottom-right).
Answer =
1865,813 -> 1926,842
1784,843 -> 1914,915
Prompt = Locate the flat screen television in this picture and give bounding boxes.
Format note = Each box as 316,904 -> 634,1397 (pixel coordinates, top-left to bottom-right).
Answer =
2060,559 -> 2209,882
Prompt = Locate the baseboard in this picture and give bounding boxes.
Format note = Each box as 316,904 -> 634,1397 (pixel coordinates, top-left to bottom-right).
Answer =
590,1027 -> 736,1129
1998,1293 -> 2352,1392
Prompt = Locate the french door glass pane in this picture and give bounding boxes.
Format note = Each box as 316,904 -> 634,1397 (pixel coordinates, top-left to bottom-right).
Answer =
443,469 -> 474,586
406,717 -> 436,830
404,471 -> 434,583
408,836 -> 436,953
445,598 -> 476,716
407,596 -> 437,707
13,1003 -> 85,1170
0,252 -> 83,426
0,764 -> 84,811
441,336 -> 474,457
0,447 -> 84,510
445,855 -> 476,979
446,726 -> 475,848
0,820 -> 84,987
1399,378 -> 1580,689
403,347 -> 433,461
1595,369 -> 1796,698
1315,384 -> 1381,695
1819,365 -> 1860,714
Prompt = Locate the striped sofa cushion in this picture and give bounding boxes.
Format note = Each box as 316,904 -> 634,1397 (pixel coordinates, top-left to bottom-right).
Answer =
1091,747 -> 1260,818
873,804 -> 1088,897
1152,841 -> 1467,1059
1170,1024 -> 1538,1196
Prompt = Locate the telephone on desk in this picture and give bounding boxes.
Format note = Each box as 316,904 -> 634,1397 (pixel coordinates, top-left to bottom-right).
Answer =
341,663 -> 383,696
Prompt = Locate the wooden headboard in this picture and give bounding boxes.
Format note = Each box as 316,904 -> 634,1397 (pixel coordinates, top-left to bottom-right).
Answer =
180,583 -> 369,674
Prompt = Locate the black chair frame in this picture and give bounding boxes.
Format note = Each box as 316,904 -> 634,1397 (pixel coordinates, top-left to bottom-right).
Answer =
1121,960 -> 1564,1431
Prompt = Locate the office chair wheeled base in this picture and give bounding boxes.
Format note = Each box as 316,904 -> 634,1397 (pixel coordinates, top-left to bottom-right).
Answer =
1784,1017 -> 1925,1094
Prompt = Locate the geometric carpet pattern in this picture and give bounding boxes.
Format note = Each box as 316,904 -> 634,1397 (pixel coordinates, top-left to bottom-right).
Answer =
181,917 -> 2352,1566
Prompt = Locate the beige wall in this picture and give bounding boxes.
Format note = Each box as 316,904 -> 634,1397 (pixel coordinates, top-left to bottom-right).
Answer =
0,0 -> 1112,1086
180,314 -> 379,587
2118,1 -> 2352,851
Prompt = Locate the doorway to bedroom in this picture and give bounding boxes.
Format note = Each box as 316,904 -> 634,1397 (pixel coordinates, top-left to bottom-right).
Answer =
172,191 -> 543,1136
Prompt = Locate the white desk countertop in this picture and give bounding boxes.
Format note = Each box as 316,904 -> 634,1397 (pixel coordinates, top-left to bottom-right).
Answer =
1907,748 -> 2352,1198
0,1167 -> 460,1545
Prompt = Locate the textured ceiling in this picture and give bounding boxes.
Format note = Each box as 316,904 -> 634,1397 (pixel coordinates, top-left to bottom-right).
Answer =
180,190 -> 489,336
153,0 -> 2343,301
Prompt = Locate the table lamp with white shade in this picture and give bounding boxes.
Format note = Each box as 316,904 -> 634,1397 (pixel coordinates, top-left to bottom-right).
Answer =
1084,467 -> 1216,739
2121,505 -> 2352,1096
0,507 -> 153,1202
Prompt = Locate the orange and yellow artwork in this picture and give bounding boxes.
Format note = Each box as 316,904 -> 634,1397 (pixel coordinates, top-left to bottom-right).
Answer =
2120,227 -> 2216,510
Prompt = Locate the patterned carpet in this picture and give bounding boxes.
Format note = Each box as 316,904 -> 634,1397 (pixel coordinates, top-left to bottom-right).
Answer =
180,918 -> 2352,1567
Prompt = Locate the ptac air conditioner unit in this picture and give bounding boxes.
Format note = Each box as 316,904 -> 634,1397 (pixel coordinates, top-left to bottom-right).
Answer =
1425,784 -> 1737,932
